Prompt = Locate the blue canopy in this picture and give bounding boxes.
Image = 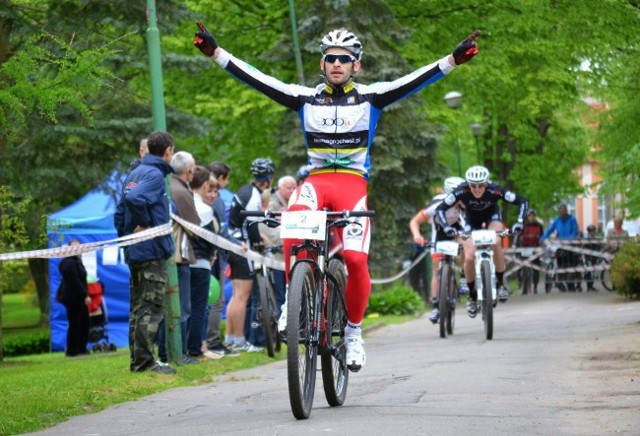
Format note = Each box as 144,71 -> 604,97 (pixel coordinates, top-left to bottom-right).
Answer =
47,173 -> 130,352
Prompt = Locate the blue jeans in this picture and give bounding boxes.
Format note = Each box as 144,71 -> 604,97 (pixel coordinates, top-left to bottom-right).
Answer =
178,264 -> 191,354
272,269 -> 286,312
245,280 -> 265,346
187,267 -> 210,356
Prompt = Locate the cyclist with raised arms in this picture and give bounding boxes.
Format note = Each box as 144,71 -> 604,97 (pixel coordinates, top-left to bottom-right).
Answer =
436,165 -> 528,318
409,176 -> 466,324
194,23 -> 481,372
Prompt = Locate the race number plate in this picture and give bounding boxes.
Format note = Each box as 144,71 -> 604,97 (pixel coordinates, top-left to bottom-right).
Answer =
435,240 -> 459,256
280,210 -> 327,241
471,230 -> 496,246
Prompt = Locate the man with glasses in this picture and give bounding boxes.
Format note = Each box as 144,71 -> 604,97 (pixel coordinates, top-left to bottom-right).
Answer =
436,165 -> 528,318
193,23 -> 481,372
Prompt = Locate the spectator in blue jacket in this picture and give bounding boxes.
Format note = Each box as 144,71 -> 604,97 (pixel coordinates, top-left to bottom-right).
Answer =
541,204 -> 581,291
114,131 -> 176,374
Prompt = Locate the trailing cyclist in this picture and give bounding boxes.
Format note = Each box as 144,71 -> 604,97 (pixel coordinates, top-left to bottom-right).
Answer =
194,23 -> 481,371
436,165 -> 528,318
409,176 -> 465,324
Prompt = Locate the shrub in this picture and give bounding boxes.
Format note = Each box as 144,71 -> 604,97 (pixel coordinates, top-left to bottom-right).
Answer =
3,331 -> 50,357
2,260 -> 31,294
610,240 -> 640,300
366,285 -> 425,316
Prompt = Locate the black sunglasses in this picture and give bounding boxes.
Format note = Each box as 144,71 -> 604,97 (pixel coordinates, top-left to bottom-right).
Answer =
323,54 -> 357,64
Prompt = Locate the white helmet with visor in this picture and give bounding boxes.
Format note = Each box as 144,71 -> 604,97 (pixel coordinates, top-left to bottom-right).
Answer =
320,29 -> 363,60
465,165 -> 490,185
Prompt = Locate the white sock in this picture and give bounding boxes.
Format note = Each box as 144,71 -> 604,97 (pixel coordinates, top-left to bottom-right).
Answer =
225,334 -> 234,344
234,337 -> 246,347
345,322 -> 361,337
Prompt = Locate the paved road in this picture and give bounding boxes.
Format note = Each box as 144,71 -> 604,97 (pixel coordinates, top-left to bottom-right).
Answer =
30,290 -> 640,436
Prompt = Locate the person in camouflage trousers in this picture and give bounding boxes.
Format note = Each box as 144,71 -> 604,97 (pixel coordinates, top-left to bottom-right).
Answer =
115,131 -> 176,374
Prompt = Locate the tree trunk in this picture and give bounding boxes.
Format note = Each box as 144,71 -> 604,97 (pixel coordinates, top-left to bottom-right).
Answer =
28,258 -> 50,327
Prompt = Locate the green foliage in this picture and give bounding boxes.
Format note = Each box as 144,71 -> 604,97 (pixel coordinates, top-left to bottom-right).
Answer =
2,331 -> 49,357
366,285 -> 425,316
610,240 -> 640,300
0,261 -> 30,295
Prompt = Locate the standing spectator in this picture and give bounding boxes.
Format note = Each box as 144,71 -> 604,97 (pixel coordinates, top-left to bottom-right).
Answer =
55,240 -> 91,357
541,204 -> 580,292
187,166 -> 218,361
605,216 -> 630,253
167,150 -> 201,364
225,158 -> 275,352
515,209 -> 544,294
205,161 -> 240,357
114,130 -> 176,374
127,137 -> 149,173
583,224 -> 603,291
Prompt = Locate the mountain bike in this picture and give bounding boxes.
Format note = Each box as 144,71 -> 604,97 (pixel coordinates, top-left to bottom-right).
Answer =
461,229 -> 510,341
433,240 -> 460,338
252,243 -> 283,358
242,208 -> 375,420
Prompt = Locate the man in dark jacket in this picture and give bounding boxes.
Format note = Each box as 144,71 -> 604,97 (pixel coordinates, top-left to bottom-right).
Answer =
114,131 -> 176,374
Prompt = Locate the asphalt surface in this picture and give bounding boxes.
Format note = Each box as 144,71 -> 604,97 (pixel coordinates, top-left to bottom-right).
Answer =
28,288 -> 640,436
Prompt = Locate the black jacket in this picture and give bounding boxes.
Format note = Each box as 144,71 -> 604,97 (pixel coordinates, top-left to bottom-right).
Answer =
56,256 -> 88,305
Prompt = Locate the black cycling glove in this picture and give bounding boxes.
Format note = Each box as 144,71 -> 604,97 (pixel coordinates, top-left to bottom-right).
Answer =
194,21 -> 218,57
453,30 -> 481,65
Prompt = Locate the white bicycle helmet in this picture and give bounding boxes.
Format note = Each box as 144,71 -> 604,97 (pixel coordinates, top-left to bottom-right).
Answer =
444,176 -> 465,194
465,165 -> 490,184
320,29 -> 363,60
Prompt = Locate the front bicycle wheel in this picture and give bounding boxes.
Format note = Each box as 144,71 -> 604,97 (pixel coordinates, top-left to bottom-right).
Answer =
481,260 -> 493,340
438,263 -> 451,339
446,270 -> 456,335
257,275 -> 276,358
321,258 -> 349,407
286,262 -> 318,420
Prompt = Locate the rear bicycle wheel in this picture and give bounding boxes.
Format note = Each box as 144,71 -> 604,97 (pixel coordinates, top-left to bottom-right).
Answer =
438,263 -> 450,338
257,275 -> 275,358
600,260 -> 613,291
321,258 -> 349,407
481,260 -> 493,340
286,262 -> 318,420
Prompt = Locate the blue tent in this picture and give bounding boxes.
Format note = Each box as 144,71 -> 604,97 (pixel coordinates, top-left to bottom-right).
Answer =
47,173 -> 130,352
47,175 -> 235,353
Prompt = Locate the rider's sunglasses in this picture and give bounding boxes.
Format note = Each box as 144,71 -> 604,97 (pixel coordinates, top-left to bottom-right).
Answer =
323,54 -> 357,64
469,183 -> 487,189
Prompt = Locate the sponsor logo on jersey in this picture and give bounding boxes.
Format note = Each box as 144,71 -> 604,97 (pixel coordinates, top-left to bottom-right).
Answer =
444,193 -> 456,205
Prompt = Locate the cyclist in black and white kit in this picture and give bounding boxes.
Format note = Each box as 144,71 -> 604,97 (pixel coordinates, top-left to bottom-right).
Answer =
436,165 -> 528,318
225,158 -> 275,352
194,22 -> 481,372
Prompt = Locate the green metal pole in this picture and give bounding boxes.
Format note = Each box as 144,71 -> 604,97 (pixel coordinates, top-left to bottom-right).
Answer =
287,0 -> 305,85
145,0 -> 181,364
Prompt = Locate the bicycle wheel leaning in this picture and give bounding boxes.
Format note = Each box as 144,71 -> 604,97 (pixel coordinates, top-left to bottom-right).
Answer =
600,259 -> 613,291
286,261 -> 318,420
438,263 -> 451,339
321,258 -> 349,407
257,274 -> 279,358
481,260 -> 493,340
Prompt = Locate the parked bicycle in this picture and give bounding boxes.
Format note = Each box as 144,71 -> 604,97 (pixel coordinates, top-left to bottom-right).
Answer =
243,208 -> 375,420
251,243 -> 283,358
460,229 -> 510,340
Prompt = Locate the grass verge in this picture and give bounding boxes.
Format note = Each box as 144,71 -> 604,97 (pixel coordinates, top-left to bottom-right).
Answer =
0,313 -> 417,436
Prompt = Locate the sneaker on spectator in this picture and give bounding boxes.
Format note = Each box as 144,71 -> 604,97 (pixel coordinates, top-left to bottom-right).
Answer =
149,361 -> 176,374
428,308 -> 439,324
229,342 -> 248,352
466,300 -> 478,318
246,343 -> 265,353
182,355 -> 200,364
203,350 -> 223,360
345,335 -> 366,372
211,344 -> 240,357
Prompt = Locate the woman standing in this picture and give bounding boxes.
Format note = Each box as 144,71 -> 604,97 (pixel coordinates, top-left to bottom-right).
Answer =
56,240 -> 91,357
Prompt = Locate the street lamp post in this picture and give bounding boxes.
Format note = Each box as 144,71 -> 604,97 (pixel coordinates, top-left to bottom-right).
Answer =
470,122 -> 483,162
443,91 -> 463,177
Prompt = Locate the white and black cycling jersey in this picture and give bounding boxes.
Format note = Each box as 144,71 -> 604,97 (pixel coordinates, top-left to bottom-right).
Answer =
228,183 -> 263,244
214,49 -> 456,180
